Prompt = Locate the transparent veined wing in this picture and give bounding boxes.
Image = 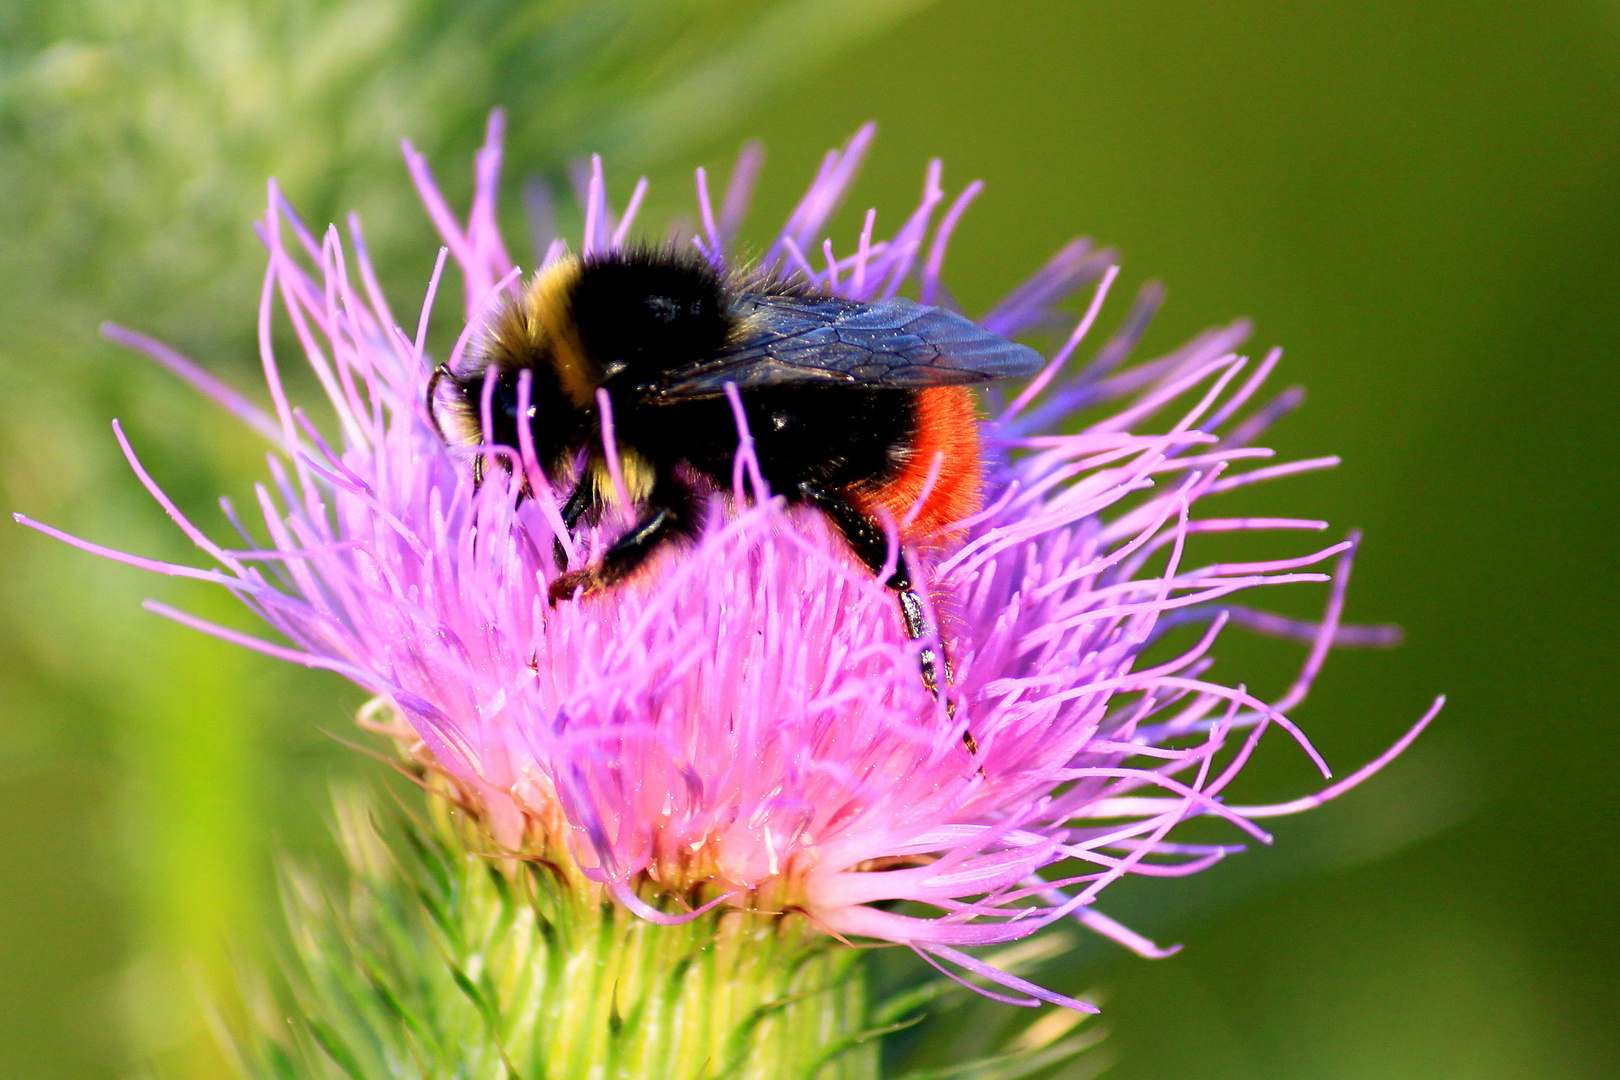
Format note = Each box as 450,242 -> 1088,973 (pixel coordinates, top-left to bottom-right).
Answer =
652,294 -> 1043,399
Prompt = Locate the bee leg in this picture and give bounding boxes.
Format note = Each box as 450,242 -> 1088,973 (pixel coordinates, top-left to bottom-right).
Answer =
892,565 -> 974,751
552,478 -> 598,570
797,484 -> 969,745
548,475 -> 695,605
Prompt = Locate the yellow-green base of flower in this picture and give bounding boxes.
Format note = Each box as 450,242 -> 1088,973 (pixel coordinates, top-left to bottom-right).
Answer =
228,786 -> 880,1080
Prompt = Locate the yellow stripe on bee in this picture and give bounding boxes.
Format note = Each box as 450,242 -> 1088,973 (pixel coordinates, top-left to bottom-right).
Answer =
525,255 -> 595,408
590,450 -> 657,509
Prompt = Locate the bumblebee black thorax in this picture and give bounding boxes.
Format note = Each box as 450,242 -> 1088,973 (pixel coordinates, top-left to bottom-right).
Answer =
567,248 -> 734,393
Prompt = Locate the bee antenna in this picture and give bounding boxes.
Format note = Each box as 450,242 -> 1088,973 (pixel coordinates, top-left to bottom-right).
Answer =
424,364 -> 452,442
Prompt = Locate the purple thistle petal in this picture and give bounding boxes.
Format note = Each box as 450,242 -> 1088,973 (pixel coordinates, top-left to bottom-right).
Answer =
718,140 -> 765,253
920,180 -> 983,306
20,118 -> 1439,1013
1230,696 -> 1444,818
766,123 -> 876,272
583,154 -> 611,257
980,237 -> 1115,338
101,324 -> 284,446
1003,265 -> 1121,419
611,178 -> 650,250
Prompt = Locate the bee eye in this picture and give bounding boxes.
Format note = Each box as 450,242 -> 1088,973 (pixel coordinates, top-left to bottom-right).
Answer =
645,296 -> 680,322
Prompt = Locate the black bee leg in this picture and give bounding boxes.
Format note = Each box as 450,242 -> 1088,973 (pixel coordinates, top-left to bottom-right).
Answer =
548,476 -> 696,605
552,478 -> 599,569
892,560 -> 972,750
894,582 -> 952,697
797,484 -> 967,743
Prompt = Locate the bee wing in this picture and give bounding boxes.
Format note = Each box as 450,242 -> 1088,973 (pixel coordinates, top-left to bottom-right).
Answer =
652,294 -> 1044,399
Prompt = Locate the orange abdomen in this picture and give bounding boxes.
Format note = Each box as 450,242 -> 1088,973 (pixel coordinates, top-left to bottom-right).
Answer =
853,385 -> 983,543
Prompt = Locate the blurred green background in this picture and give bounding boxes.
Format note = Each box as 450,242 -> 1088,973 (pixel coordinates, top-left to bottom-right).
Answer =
2,1 -> 1616,1077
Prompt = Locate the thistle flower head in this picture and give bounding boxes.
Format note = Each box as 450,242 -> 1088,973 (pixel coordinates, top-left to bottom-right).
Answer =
24,112 -> 1438,1010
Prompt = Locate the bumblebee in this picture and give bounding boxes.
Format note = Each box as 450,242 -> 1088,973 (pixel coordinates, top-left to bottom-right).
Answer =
428,247 -> 1042,699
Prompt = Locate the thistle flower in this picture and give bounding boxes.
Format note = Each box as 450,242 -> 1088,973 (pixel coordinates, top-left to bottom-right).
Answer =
21,113 -> 1439,1019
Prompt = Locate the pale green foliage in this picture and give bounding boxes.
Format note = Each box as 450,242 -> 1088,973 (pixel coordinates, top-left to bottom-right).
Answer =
228,788 -> 1108,1080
